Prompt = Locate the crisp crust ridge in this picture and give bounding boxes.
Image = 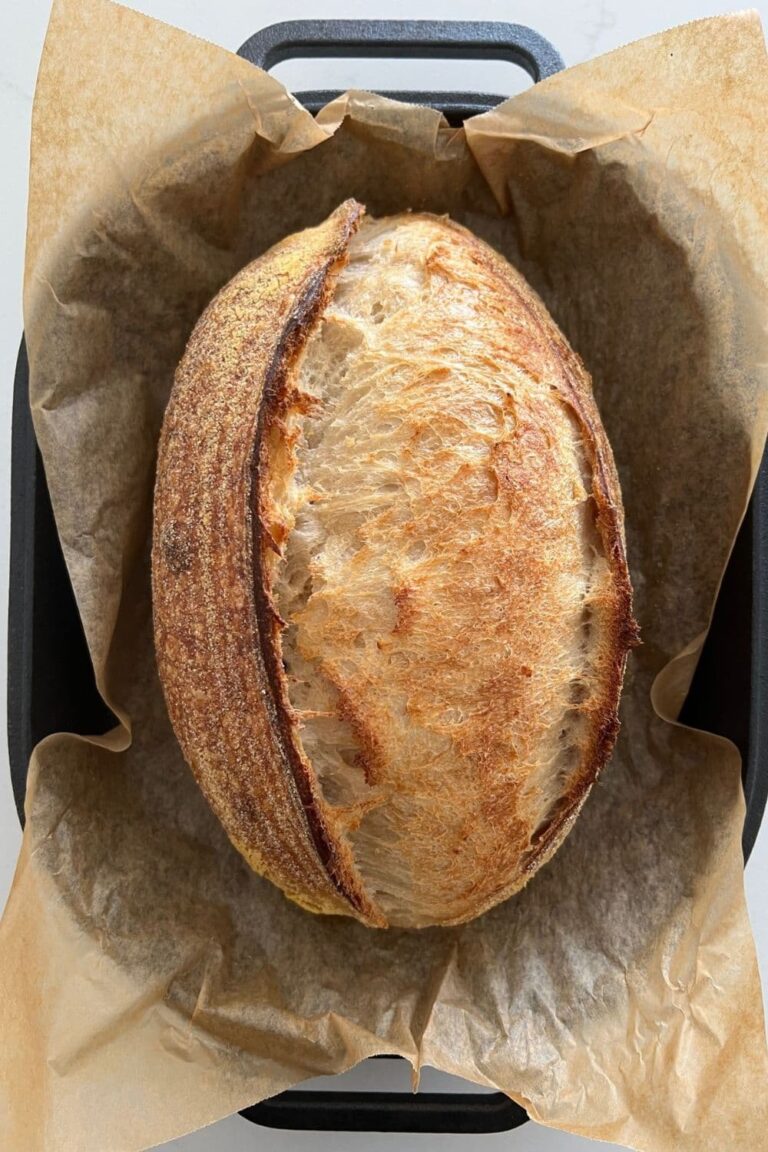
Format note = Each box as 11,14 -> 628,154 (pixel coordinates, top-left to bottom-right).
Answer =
153,199 -> 385,925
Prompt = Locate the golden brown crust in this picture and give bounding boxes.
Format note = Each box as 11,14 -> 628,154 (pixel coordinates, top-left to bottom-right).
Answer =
267,211 -> 638,926
152,199 -> 386,925
440,220 -> 639,887
153,202 -> 637,929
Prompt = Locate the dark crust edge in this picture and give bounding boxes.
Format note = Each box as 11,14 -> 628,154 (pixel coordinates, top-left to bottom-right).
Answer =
433,217 -> 640,892
248,200 -> 388,925
521,311 -> 640,878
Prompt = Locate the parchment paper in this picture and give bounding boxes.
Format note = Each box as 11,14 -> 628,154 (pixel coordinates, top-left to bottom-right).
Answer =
1,2 -> 768,1149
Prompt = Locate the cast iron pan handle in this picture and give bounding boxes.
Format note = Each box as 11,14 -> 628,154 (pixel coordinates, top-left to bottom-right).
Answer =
238,19 -> 563,80
240,1085 -> 528,1134
237,19 -> 564,118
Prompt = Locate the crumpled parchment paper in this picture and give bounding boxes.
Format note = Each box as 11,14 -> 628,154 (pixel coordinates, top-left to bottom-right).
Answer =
1,2 -> 767,1149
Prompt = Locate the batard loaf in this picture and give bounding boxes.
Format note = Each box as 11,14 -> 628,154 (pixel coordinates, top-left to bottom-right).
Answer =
152,200 -> 638,929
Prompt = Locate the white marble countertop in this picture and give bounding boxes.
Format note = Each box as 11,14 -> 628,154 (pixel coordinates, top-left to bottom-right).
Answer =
1,2 -> 766,1149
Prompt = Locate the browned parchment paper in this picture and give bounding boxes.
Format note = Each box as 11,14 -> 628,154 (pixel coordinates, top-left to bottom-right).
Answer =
1,1 -> 767,1149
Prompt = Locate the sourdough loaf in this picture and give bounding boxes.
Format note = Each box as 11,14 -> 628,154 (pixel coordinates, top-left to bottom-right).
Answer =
152,200 -> 637,928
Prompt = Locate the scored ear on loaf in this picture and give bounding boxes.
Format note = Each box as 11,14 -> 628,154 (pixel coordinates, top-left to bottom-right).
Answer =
152,199 -> 637,929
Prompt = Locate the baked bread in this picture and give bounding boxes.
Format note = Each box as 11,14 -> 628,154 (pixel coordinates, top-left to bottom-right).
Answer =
152,200 -> 637,929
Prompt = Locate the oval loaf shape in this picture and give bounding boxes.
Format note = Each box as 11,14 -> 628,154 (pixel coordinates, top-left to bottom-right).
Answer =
152,199 -> 637,929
